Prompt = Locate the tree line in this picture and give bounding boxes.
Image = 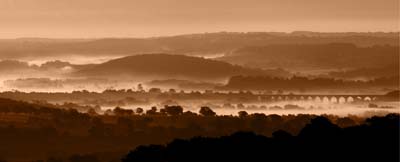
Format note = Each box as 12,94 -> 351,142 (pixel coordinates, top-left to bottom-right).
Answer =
219,75 -> 399,90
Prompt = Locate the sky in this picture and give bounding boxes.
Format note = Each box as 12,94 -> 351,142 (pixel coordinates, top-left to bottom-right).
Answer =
0,0 -> 398,38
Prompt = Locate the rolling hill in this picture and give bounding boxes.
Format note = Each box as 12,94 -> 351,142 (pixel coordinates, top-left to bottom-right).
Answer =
74,54 -> 291,80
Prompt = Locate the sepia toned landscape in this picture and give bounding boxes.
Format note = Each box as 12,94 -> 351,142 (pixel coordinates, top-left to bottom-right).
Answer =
0,0 -> 399,162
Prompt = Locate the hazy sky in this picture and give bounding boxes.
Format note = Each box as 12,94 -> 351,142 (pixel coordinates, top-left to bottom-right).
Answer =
0,0 -> 398,38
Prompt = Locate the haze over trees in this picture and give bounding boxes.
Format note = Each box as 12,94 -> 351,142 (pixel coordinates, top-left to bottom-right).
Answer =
218,43 -> 399,70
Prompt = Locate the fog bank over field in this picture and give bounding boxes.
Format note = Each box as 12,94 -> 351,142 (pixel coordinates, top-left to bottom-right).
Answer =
22,55 -> 122,66
0,33 -> 398,121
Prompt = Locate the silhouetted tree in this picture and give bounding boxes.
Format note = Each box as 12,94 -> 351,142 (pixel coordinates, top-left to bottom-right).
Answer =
199,106 -> 216,117
148,88 -> 162,93
162,105 -> 183,116
168,89 -> 176,94
136,107 -> 144,114
137,84 -> 144,92
183,111 -> 197,116
238,111 -> 248,118
87,108 -> 97,116
146,106 -> 158,115
298,116 -> 341,139
113,107 -> 133,116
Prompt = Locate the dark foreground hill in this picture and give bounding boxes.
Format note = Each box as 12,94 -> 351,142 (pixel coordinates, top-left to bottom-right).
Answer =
74,54 -> 290,80
123,114 -> 399,162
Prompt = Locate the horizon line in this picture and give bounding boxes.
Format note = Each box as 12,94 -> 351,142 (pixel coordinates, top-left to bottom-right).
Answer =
1,30 -> 399,40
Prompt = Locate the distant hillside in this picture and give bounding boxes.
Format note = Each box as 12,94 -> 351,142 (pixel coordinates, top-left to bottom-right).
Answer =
0,32 -> 398,59
74,54 -> 291,80
0,60 -> 93,77
217,43 -> 399,70
328,65 -> 400,80
0,60 -> 33,72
